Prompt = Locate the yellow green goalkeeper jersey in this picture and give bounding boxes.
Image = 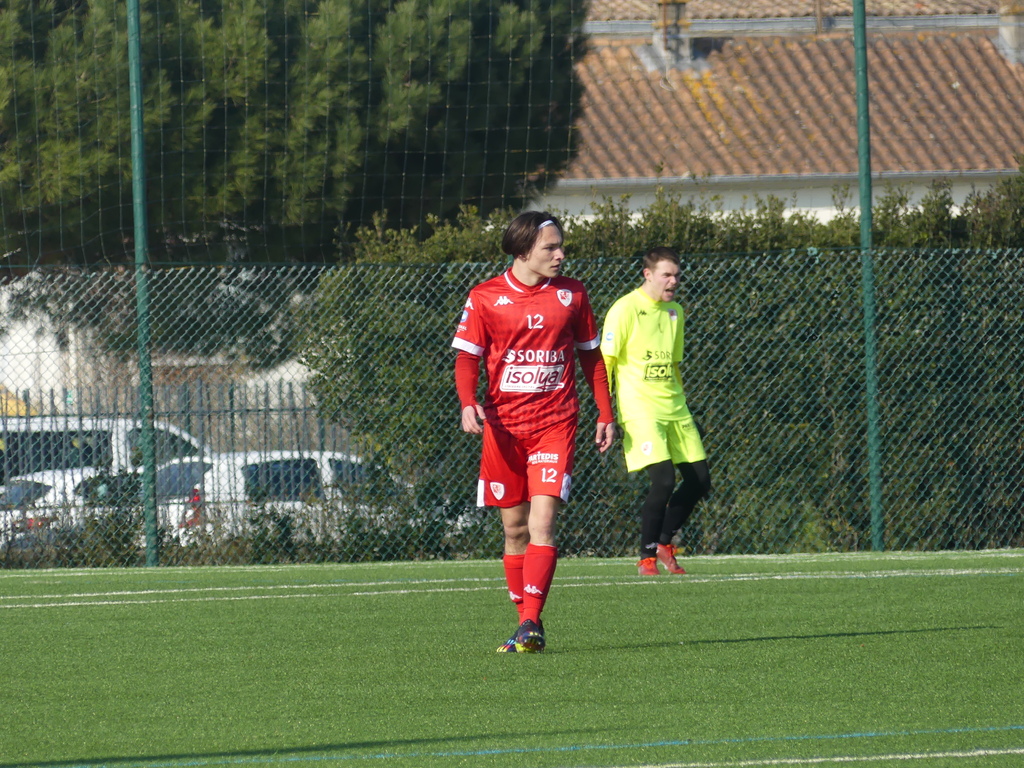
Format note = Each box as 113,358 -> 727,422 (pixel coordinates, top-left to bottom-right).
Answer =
600,287 -> 691,422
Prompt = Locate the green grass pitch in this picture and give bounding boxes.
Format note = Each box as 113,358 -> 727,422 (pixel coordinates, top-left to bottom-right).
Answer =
2,551 -> 1023,768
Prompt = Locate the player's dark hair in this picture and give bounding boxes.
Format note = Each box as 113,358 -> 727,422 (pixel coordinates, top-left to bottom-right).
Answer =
643,246 -> 680,271
502,211 -> 563,258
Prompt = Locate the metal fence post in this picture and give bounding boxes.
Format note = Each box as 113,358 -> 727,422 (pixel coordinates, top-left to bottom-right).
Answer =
854,0 -> 884,550
127,0 -> 159,566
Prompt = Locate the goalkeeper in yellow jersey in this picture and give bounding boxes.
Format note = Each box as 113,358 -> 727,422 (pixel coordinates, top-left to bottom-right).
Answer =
601,247 -> 711,575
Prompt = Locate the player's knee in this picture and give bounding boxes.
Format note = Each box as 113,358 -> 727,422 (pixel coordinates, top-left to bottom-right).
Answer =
677,460 -> 711,500
503,522 -> 529,549
647,460 -> 676,497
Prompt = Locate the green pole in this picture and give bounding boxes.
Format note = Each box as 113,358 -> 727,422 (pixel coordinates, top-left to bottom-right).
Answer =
853,0 -> 884,551
127,0 -> 159,566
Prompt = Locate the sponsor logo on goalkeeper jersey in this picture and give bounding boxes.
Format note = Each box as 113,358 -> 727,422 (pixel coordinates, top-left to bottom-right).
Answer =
643,349 -> 671,360
643,361 -> 673,381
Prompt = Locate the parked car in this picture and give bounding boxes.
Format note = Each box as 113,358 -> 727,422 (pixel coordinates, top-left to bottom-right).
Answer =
0,416 -> 204,484
0,462 -> 202,545
157,450 -> 382,539
0,449 -> 443,550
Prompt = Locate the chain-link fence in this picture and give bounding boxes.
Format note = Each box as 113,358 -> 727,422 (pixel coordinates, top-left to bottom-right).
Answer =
1,249 -> 1021,567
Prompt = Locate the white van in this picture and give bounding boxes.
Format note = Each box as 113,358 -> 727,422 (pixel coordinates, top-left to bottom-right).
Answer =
0,416 -> 204,483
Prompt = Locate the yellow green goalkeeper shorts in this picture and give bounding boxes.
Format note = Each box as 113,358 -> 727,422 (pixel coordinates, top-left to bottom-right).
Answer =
620,417 -> 706,473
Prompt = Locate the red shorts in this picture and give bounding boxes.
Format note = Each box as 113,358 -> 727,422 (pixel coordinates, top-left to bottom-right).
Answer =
477,418 -> 578,507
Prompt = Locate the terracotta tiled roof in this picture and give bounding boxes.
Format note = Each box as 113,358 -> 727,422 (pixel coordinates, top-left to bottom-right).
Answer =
587,0 -> 1000,22
567,31 -> 1024,181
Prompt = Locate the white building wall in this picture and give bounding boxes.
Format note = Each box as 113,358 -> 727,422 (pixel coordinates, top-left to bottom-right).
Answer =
532,171 -> 1014,222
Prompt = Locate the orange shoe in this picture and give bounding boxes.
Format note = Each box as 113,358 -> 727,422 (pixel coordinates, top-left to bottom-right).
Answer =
637,557 -> 660,576
657,543 -> 686,574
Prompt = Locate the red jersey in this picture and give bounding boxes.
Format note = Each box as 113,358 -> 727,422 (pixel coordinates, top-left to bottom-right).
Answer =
452,269 -> 601,433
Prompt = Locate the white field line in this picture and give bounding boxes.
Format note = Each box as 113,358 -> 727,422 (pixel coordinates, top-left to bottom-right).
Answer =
620,746 -> 1024,767
1,566 -> 1023,609
1,549 -> 1022,581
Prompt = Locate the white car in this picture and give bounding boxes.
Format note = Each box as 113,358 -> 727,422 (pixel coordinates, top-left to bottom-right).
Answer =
0,416 -> 203,484
0,450 -> 395,547
0,463 -> 202,544
144,450 -> 382,541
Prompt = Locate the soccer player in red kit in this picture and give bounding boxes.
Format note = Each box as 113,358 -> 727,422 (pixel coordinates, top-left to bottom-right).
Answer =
453,211 -> 615,653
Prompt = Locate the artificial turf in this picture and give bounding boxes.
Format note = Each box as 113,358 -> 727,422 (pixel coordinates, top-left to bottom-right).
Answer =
1,551 -> 1022,768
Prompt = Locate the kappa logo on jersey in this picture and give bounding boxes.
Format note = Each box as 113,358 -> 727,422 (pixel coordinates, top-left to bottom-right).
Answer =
490,482 -> 505,500
465,297 -> 475,310
495,295 -> 514,306
500,364 -> 566,392
557,289 -> 572,307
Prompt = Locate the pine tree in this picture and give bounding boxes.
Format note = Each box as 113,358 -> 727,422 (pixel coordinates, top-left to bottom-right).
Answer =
0,0 -> 585,264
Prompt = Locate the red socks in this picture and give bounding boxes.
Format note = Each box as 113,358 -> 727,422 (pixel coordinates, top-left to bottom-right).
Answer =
502,553 -> 526,621
521,543 -> 558,624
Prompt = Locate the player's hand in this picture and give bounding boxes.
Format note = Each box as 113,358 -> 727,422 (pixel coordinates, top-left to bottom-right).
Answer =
595,421 -> 615,453
461,404 -> 486,435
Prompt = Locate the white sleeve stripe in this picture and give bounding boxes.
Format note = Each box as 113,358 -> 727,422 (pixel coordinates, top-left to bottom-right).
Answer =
575,335 -> 600,351
452,337 -> 485,356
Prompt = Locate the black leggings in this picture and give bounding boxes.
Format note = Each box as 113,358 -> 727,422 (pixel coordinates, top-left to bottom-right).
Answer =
640,459 -> 711,556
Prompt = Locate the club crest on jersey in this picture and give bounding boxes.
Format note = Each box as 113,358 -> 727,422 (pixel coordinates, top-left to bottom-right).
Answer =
490,482 -> 505,500
557,289 -> 572,307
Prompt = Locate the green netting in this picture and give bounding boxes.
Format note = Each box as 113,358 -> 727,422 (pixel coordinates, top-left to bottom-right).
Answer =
0,249 -> 1020,567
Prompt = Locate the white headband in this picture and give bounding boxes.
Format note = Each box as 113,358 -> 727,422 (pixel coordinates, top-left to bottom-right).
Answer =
538,219 -> 555,229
